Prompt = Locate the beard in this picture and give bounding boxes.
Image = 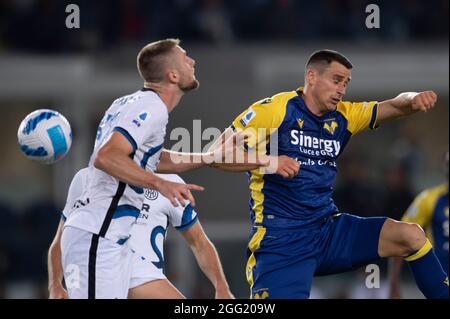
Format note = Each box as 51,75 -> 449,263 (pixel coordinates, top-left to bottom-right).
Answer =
179,77 -> 200,92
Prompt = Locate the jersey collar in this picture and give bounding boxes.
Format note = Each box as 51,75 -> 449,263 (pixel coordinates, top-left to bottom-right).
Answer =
141,87 -> 157,93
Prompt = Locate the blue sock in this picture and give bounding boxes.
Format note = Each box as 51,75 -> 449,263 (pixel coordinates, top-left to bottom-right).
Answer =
405,239 -> 449,299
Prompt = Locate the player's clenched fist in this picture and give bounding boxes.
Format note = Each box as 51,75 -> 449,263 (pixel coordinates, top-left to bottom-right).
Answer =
275,155 -> 300,178
155,179 -> 204,208
412,91 -> 437,112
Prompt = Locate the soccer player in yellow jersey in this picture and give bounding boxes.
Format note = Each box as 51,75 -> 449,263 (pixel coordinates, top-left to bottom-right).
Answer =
223,50 -> 448,299
390,152 -> 449,298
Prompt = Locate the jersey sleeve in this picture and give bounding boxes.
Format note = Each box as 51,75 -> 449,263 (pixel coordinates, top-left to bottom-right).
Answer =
169,203 -> 199,232
231,92 -> 296,150
337,101 -> 378,135
62,168 -> 88,220
401,190 -> 433,228
163,175 -> 199,231
113,104 -> 160,152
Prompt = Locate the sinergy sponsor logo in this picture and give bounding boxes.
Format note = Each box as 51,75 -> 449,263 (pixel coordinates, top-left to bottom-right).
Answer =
290,130 -> 341,157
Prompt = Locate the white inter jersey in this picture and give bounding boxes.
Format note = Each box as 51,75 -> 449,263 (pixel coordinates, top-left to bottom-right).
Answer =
64,89 -> 168,242
129,173 -> 198,276
62,169 -> 198,286
61,167 -> 90,221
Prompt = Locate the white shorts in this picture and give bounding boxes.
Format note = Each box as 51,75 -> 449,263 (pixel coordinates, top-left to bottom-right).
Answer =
61,226 -> 133,299
129,250 -> 166,289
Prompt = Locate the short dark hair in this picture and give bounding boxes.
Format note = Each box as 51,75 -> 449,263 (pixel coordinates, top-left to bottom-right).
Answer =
137,38 -> 180,83
306,49 -> 353,73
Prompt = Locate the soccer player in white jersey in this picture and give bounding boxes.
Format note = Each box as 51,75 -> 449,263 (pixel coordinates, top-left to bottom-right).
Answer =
49,168 -> 234,299
60,39 -> 202,299
48,168 -> 88,299
128,173 -> 234,299
60,39 -> 251,299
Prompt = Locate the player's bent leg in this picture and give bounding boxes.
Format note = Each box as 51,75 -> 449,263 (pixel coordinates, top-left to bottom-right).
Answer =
378,219 -> 427,257
128,279 -> 185,299
128,247 -> 183,299
315,213 -> 387,276
378,219 -> 448,299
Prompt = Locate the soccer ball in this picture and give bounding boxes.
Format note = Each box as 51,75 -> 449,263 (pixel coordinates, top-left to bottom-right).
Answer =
17,109 -> 72,164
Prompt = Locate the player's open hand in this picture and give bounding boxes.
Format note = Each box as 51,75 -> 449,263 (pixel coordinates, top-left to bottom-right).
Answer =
273,155 -> 300,178
156,179 -> 204,208
49,285 -> 69,299
412,91 -> 437,112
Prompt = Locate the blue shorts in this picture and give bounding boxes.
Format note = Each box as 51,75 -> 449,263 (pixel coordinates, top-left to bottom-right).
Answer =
246,213 -> 387,299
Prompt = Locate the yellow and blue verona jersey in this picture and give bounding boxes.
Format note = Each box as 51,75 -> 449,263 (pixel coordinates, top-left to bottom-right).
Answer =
402,184 -> 449,270
231,88 -> 378,228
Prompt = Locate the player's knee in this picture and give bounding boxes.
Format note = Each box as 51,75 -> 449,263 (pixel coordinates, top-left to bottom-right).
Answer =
398,223 -> 427,255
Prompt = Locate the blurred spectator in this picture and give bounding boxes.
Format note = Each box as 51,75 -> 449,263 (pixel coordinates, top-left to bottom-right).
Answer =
334,155 -> 382,217
3,199 -> 59,287
193,0 -> 234,44
3,0 -> 67,53
0,0 -> 447,53
0,202 -> 14,297
382,164 -> 415,220
389,121 -> 428,192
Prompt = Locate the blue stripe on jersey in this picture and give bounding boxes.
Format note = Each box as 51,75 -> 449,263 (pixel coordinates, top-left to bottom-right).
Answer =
113,127 -> 137,152
112,204 -> 140,219
127,148 -> 144,194
176,215 -> 198,232
176,204 -> 198,231
129,184 -> 144,194
127,144 -> 164,195
116,237 -> 130,245
150,226 -> 166,270
60,212 -> 67,222
47,124 -> 68,161
140,143 -> 163,168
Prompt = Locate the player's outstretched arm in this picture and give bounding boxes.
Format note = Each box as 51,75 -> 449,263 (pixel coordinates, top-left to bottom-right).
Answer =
207,128 -> 300,177
388,257 -> 404,299
180,222 -> 235,299
377,91 -> 438,124
95,132 -> 204,207
157,149 -> 264,173
47,220 -> 68,299
157,129 -> 267,173
206,128 -> 268,172
156,149 -> 207,173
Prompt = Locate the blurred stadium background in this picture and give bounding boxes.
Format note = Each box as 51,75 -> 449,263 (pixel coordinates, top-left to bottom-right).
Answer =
0,0 -> 448,299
